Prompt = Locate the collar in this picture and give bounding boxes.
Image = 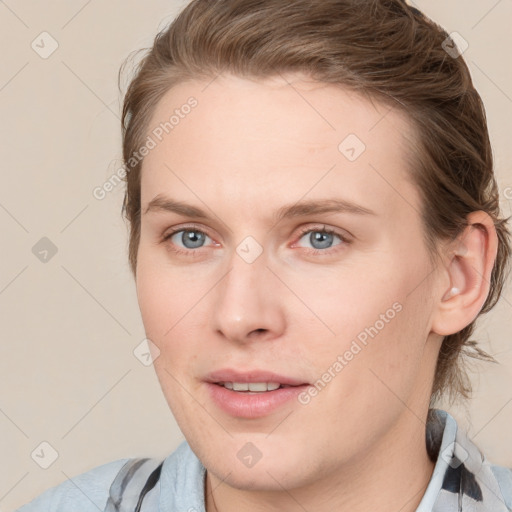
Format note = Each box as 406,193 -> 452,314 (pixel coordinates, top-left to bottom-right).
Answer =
417,408 -> 512,511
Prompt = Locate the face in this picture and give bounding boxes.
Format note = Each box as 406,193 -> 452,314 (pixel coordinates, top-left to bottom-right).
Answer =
136,73 -> 442,491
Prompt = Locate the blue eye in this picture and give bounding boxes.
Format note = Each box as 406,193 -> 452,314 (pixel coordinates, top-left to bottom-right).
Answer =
297,229 -> 344,251
168,229 -> 211,250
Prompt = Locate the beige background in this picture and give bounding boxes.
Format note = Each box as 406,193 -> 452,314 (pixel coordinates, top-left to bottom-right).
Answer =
0,1 -> 511,509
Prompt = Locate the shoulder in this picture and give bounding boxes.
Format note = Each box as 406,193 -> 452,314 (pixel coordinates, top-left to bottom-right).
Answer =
489,463 -> 512,509
15,441 -> 202,512
16,457 -> 131,511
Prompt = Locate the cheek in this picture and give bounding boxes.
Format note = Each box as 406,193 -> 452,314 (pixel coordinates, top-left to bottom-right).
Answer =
136,256 -> 205,415
136,265 -> 170,340
135,248 -> 211,387
292,258 -> 412,343
135,245 -> 201,338
301,250 -> 433,386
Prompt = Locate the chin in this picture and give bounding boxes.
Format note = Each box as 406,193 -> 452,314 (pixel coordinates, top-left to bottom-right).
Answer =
211,461 -> 305,492
197,437 -> 320,492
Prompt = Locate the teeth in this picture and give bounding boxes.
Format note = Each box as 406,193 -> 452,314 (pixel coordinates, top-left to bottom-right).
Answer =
222,382 -> 281,392
263,382 -> 281,391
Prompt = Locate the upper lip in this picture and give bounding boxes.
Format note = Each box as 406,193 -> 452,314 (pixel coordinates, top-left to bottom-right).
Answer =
205,369 -> 309,386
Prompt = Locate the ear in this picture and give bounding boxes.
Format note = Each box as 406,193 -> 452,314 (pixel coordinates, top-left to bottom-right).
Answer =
431,211 -> 498,336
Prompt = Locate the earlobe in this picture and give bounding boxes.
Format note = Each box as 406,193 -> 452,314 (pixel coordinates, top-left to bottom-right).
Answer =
431,211 -> 498,336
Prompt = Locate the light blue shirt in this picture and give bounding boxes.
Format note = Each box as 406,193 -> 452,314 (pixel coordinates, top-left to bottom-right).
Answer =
16,409 -> 512,511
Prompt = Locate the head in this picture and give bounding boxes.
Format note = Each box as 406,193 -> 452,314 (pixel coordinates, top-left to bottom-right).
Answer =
119,0 -> 510,491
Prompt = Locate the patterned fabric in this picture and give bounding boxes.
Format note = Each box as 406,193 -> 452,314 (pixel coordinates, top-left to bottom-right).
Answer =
104,458 -> 162,511
104,409 -> 512,511
418,409 -> 512,511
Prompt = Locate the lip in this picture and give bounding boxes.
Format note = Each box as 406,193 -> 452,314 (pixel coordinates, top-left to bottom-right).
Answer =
205,369 -> 308,387
204,368 -> 310,419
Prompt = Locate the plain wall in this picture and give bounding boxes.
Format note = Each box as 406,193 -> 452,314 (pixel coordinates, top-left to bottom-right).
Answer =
1,0 -> 511,509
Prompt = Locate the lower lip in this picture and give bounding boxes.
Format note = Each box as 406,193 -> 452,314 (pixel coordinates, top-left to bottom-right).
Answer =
205,383 -> 309,418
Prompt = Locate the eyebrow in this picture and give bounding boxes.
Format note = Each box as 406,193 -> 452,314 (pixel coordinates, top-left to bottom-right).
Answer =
144,195 -> 376,222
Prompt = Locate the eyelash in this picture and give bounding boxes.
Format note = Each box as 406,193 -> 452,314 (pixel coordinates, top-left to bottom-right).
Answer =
162,223 -> 351,257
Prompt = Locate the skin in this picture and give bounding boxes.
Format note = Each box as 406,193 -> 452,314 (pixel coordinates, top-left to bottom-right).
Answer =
135,73 -> 497,512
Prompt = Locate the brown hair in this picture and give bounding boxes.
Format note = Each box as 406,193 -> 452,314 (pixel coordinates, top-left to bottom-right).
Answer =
119,0 -> 511,403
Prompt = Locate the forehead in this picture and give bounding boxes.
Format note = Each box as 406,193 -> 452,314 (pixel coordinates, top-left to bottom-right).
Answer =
140,73 -> 421,222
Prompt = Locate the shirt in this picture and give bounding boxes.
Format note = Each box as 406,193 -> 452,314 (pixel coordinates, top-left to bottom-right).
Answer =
16,409 -> 512,511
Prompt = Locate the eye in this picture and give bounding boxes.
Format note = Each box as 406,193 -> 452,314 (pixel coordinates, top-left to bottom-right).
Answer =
164,227 -> 213,251
294,226 -> 348,252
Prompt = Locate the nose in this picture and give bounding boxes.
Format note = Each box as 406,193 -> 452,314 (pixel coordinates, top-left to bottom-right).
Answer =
210,248 -> 286,344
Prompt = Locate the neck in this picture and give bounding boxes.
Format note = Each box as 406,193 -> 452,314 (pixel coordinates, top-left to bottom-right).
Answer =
205,412 -> 435,512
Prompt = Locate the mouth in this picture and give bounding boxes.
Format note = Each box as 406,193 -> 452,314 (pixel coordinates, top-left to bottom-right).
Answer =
204,369 -> 310,418
214,382 -> 298,392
